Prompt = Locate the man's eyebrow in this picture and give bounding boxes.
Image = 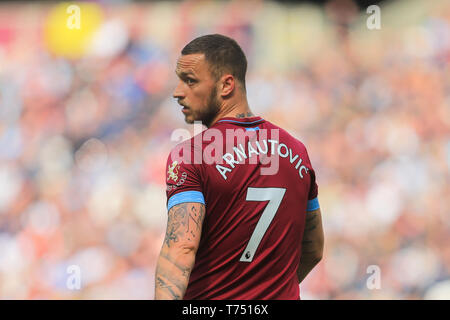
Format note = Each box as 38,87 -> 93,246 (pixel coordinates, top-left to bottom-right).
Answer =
176,70 -> 196,78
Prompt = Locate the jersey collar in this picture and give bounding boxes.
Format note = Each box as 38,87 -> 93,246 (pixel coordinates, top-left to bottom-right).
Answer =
213,116 -> 265,127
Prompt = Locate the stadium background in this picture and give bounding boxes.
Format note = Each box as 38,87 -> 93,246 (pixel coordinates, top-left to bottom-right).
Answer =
0,0 -> 449,299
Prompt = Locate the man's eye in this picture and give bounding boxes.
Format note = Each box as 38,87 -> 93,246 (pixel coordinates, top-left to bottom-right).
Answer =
186,78 -> 195,85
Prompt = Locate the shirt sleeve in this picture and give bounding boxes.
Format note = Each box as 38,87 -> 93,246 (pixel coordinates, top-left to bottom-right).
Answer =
304,147 -> 319,212
165,142 -> 205,211
308,167 -> 318,200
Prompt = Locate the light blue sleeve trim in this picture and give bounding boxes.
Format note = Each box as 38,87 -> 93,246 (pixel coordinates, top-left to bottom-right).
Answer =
307,197 -> 320,212
167,191 -> 205,211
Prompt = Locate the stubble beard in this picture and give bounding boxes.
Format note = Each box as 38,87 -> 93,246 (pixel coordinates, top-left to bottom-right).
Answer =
186,86 -> 220,128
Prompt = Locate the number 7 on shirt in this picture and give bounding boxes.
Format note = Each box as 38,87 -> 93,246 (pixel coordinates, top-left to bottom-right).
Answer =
240,187 -> 286,263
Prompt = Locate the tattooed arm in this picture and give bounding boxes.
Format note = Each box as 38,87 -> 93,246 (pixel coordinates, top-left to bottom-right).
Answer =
297,208 -> 324,284
155,202 -> 205,300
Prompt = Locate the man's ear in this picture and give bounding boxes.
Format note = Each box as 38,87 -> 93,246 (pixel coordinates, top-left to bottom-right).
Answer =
220,74 -> 235,97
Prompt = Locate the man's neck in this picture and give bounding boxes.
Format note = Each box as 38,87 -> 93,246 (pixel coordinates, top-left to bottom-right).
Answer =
208,100 -> 255,128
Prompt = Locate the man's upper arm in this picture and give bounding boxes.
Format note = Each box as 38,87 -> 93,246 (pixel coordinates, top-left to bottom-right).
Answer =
302,207 -> 324,260
163,201 -> 206,253
164,143 -> 205,252
156,200 -> 205,300
303,155 -> 322,258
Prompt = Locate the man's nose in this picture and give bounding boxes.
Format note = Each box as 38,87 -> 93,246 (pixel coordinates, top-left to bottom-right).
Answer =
173,81 -> 185,100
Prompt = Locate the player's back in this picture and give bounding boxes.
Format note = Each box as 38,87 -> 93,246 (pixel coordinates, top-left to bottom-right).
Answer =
166,116 -> 318,299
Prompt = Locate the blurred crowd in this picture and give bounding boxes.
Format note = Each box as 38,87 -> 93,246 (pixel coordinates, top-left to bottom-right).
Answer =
0,0 -> 449,299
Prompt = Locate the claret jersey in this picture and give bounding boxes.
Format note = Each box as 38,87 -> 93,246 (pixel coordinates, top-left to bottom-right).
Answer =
165,116 -> 319,300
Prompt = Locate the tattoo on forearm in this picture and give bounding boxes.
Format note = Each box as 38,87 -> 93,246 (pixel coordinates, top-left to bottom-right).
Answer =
160,252 -> 191,278
156,264 -> 187,294
155,245 -> 195,300
156,276 -> 181,300
157,203 -> 205,299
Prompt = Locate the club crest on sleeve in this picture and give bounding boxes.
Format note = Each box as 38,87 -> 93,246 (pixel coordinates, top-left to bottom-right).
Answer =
167,160 -> 180,183
167,161 -> 188,191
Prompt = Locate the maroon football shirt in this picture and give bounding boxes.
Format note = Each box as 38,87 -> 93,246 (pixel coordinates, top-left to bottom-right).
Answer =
165,116 -> 319,300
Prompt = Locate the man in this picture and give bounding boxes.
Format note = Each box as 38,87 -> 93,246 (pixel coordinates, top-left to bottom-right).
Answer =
155,34 -> 324,300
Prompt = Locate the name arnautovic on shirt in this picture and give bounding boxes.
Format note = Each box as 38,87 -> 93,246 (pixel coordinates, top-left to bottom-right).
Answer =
215,137 -> 309,180
169,127 -> 309,180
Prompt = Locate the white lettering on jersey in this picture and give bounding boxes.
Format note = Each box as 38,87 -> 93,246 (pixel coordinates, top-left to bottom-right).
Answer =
248,141 -> 259,157
255,140 -> 268,154
216,164 -> 232,180
223,153 -> 239,168
233,144 -> 247,162
215,139 -> 309,180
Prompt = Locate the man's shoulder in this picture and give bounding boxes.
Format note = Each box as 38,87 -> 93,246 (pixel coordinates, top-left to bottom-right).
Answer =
168,132 -> 203,153
264,119 -> 308,151
165,131 -> 205,170
167,123 -> 238,154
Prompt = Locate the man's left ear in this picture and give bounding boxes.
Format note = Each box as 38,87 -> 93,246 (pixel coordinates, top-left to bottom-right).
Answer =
220,74 -> 235,97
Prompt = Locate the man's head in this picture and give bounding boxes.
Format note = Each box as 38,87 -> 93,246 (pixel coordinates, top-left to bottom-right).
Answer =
173,34 -> 247,127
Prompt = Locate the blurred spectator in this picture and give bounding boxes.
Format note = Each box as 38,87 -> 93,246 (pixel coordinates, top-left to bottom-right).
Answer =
0,0 -> 448,299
